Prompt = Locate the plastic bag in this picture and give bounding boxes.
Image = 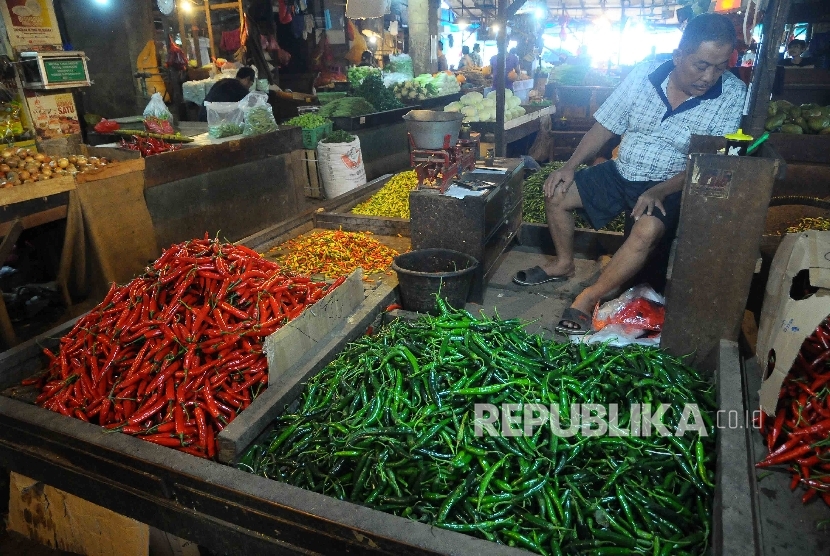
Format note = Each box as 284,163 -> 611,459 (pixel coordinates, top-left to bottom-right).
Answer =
166,35 -> 188,71
205,101 -> 244,138
580,324 -> 661,348
592,284 -> 666,333
143,92 -> 175,135
239,92 -> 278,136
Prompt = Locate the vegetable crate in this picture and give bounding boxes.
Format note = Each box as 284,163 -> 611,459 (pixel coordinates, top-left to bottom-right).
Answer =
301,149 -> 324,199
301,122 -> 332,149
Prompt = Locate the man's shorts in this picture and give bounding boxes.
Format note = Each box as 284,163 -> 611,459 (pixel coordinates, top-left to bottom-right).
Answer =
573,161 -> 682,232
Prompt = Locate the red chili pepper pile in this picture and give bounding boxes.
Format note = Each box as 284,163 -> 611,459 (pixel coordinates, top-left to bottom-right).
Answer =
25,236 -> 340,459
119,135 -> 180,157
756,315 -> 830,505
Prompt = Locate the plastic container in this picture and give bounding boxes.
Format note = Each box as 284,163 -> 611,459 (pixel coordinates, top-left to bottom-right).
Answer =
301,122 -> 333,149
391,249 -> 479,314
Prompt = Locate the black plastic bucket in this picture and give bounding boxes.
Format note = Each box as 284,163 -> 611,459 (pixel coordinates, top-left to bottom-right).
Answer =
391,249 -> 479,315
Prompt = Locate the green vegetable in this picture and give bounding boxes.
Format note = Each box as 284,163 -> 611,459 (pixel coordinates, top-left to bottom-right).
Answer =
318,97 -> 377,119
354,73 -> 403,112
208,122 -> 244,138
523,162 -> 625,232
239,300 -> 716,555
321,130 -> 356,143
243,106 -> 278,136
284,113 -> 332,130
347,66 -> 381,88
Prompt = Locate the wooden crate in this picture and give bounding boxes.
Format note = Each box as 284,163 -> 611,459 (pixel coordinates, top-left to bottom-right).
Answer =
301,148 -> 324,199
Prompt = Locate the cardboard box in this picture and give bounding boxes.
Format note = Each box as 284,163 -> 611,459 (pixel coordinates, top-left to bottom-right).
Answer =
757,231 -> 830,414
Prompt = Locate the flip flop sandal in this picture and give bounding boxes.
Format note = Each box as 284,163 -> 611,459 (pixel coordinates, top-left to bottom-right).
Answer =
555,307 -> 592,336
512,265 -> 573,286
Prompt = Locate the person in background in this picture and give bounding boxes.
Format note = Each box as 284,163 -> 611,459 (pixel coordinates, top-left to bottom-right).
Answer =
358,50 -> 377,67
513,13 -> 745,334
490,48 -> 521,89
780,39 -> 814,67
470,43 -> 483,67
458,46 -> 474,70
437,40 -> 449,71
198,66 -> 255,121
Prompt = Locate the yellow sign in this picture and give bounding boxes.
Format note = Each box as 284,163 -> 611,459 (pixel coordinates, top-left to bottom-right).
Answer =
25,92 -> 80,140
0,0 -> 62,50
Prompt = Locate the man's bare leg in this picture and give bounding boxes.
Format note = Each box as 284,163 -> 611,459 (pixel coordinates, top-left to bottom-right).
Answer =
560,215 -> 666,330
541,185 -> 583,277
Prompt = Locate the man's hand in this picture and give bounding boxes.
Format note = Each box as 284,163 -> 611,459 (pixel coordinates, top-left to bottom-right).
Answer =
631,189 -> 667,221
544,166 -> 576,198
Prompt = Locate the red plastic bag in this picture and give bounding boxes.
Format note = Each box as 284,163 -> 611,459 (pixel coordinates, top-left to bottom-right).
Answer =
592,284 -> 665,333
93,119 -> 120,133
166,34 -> 188,71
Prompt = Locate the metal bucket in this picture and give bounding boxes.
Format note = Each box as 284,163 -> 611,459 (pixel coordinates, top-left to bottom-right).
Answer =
403,110 -> 463,150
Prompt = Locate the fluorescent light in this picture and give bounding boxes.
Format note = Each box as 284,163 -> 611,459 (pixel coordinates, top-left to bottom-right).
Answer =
369,35 -> 377,44
492,24 -> 499,33
441,1 -> 450,8
535,8 -> 545,19
94,0 -> 109,4
181,1 -> 192,12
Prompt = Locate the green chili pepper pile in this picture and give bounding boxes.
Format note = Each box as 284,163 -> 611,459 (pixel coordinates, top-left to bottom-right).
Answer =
523,162 -> 626,233
240,301 -> 716,555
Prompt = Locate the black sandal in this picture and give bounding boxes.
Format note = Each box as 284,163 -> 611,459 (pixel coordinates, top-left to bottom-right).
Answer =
555,307 -> 592,335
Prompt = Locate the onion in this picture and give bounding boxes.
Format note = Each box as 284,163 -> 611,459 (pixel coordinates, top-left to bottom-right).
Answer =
19,170 -> 30,180
1,149 -> 12,158
57,158 -> 69,168
34,153 -> 45,162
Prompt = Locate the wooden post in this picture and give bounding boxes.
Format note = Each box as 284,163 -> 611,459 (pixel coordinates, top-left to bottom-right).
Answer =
192,25 -> 202,67
204,0 -> 215,61
746,0 -> 793,137
176,3 -> 188,59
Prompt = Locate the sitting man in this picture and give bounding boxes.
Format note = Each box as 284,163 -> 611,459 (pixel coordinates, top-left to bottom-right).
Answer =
198,66 -> 256,121
513,13 -> 745,334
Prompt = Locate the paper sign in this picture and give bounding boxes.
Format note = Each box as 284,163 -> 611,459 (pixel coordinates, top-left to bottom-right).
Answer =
0,0 -> 62,50
25,92 -> 80,140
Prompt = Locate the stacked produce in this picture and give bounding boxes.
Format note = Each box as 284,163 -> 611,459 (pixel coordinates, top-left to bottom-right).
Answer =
445,90 -> 526,124
766,100 -> 830,134
351,170 -> 418,219
784,217 -> 830,234
273,230 -> 398,278
321,130 -> 356,144
284,113 -> 332,130
119,136 -> 181,157
523,162 -> 626,232
354,73 -> 404,111
25,237 -> 338,458
756,316 -> 830,506
347,66 -> 381,88
239,301 -> 716,555
0,148 -> 114,187
392,80 -> 437,102
318,97 -> 376,119
424,72 -> 462,96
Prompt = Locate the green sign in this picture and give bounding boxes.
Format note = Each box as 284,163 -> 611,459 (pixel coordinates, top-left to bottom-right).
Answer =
43,58 -> 87,84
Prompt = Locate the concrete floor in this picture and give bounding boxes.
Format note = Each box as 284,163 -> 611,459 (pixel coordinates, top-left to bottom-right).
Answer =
0,243 -> 602,556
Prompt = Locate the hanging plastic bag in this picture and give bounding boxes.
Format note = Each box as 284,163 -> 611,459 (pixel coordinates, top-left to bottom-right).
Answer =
142,92 -> 175,135
239,92 -> 278,136
205,101 -> 244,138
166,34 -> 188,71
581,324 -> 661,348
592,284 -> 666,333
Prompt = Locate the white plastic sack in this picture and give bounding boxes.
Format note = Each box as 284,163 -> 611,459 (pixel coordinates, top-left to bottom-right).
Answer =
205,101 -> 244,138
317,137 -> 366,198
578,324 -> 661,348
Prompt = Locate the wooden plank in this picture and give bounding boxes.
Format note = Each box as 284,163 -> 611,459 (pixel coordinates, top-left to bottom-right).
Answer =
0,219 -> 24,347
0,175 -> 75,207
74,158 -> 145,184
0,206 -> 67,236
143,129 -> 303,189
217,284 -> 397,463
661,138 -> 783,368
747,0 -> 793,137
768,133 -> 830,165
8,472 -> 150,556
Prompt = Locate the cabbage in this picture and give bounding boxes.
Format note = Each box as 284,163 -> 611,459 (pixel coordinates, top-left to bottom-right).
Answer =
444,101 -> 461,112
515,106 -> 526,117
460,105 -> 478,117
486,90 -> 497,99
505,89 -> 514,99
508,97 -> 522,109
461,92 -> 484,106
